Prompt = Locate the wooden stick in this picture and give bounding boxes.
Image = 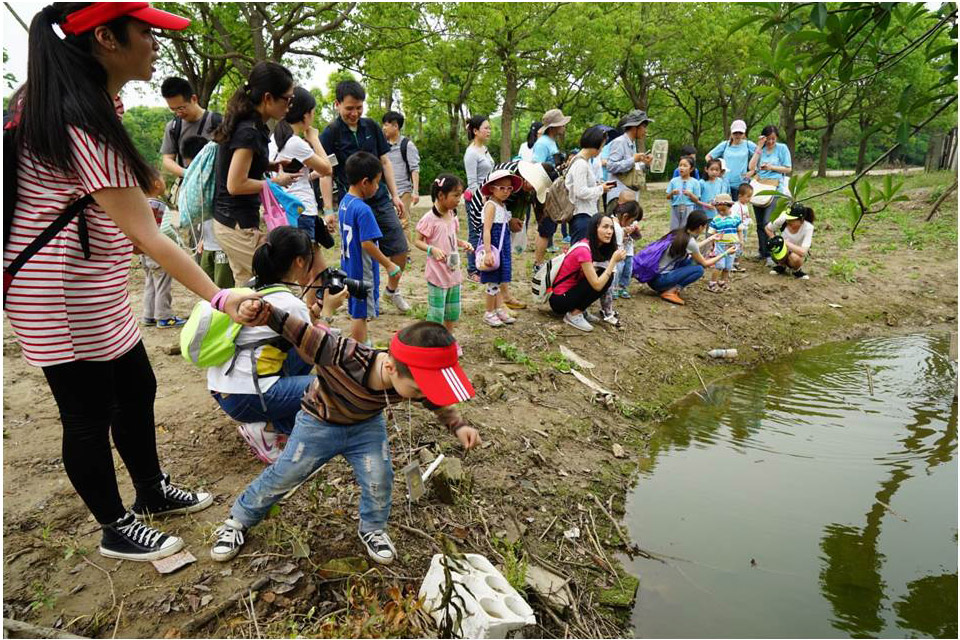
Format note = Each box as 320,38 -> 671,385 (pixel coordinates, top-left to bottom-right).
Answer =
876,498 -> 909,523
539,513 -> 561,541
864,366 -> 875,396
396,523 -> 441,550
689,358 -> 710,396
180,577 -> 270,634
3,618 -> 86,639
590,494 -> 632,551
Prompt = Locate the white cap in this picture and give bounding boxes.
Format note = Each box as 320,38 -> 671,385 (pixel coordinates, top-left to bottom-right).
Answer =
730,119 -> 747,134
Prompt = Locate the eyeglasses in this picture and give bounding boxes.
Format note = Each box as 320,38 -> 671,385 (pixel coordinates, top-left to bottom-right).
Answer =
275,93 -> 295,106
170,104 -> 190,114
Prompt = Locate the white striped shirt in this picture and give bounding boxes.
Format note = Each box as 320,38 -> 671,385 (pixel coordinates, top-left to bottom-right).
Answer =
3,98 -> 142,367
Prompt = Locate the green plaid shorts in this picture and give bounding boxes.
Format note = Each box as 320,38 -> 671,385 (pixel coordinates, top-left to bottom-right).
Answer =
426,283 -> 461,324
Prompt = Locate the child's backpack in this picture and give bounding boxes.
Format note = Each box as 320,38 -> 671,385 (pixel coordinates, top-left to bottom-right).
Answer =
631,233 -> 674,283
531,250 -> 578,304
177,140 -> 219,247
542,172 -> 576,223
180,285 -> 291,410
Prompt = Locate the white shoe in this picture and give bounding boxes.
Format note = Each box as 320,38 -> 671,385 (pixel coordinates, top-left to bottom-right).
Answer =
384,289 -> 411,312
584,310 -> 601,324
237,422 -> 281,465
359,529 -> 396,565
483,311 -> 504,327
564,312 -> 594,332
210,518 -> 246,562
496,309 -> 516,324
603,312 -> 621,327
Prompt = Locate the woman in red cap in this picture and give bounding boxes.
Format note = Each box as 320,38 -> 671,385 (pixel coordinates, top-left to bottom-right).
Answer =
4,3 -> 263,562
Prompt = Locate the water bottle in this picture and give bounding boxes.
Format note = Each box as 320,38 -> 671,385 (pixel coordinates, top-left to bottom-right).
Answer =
708,348 -> 738,359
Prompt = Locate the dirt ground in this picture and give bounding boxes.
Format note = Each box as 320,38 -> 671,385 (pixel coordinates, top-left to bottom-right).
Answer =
3,171 -> 957,638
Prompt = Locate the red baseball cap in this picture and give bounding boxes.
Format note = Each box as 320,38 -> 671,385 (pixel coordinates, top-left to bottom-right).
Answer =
61,2 -> 190,36
389,333 -> 475,406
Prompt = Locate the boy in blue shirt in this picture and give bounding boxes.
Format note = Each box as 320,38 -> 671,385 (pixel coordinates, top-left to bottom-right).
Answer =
339,152 -> 402,344
706,193 -> 742,292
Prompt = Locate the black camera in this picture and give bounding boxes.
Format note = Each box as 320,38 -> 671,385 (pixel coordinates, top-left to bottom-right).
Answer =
320,268 -> 370,299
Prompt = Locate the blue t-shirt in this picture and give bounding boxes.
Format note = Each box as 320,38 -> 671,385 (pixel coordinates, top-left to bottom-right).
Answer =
531,135 -> 560,165
666,176 -> 701,207
707,139 -> 756,187
709,213 -> 742,243
672,166 -> 701,180
699,177 -> 730,216
339,193 -> 382,316
756,142 -> 792,185
600,144 -> 612,182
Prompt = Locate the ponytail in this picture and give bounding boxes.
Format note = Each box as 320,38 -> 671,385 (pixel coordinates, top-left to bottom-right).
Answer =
430,173 -> 464,213
668,210 -> 709,259
252,226 -> 315,288
19,3 -> 156,190
215,61 -> 293,145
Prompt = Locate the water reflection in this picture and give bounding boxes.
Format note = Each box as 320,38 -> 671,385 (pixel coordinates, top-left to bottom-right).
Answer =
626,334 -> 957,638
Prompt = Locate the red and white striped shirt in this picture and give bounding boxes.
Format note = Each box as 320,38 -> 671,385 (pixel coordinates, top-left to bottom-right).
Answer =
3,98 -> 143,367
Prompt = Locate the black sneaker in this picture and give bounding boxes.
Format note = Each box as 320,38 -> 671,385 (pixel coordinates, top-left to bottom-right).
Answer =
359,529 -> 396,565
99,512 -> 183,561
132,473 -> 213,519
793,269 -> 810,280
769,265 -> 786,275
210,518 -> 246,562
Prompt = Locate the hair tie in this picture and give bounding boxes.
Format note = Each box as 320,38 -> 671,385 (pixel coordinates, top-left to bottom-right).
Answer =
434,177 -> 445,186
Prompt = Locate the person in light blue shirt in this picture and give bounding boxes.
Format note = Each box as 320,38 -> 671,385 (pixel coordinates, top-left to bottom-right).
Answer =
531,108 -> 570,166
666,157 -> 702,229
747,124 -> 792,264
698,159 -> 730,218
705,119 -> 757,199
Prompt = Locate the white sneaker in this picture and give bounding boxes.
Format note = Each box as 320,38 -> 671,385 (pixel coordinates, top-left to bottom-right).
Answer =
564,312 -> 594,332
210,518 -> 246,562
359,529 -> 396,565
483,311 -> 504,327
584,310 -> 601,324
237,422 -> 281,465
603,312 -> 621,327
384,289 -> 411,312
496,309 -> 516,324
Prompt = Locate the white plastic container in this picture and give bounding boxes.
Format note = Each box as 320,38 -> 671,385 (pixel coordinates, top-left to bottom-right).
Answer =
707,348 -> 738,359
418,553 -> 536,638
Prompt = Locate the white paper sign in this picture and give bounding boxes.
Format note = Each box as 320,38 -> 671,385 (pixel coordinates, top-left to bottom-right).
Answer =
651,139 -> 669,174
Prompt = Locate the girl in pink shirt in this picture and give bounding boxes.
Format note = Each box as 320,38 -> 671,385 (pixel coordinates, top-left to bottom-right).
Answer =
414,174 -> 474,333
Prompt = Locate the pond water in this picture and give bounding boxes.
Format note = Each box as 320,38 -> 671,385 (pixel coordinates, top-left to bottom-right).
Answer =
623,334 -> 957,639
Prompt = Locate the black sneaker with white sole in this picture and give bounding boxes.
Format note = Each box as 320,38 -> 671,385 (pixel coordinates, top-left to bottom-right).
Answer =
359,529 -> 396,565
210,518 -> 247,562
132,473 -> 213,519
99,511 -> 184,561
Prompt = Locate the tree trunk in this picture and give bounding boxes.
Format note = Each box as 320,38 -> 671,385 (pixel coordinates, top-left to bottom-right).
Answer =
448,102 -> 461,156
500,58 -> 519,162
780,95 -> 799,158
855,129 -> 871,174
817,122 -> 835,178
720,102 -> 729,138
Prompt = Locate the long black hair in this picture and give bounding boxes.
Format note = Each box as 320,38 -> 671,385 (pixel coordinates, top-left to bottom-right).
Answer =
430,173 -> 464,214
17,3 -> 156,190
214,61 -> 293,144
466,115 -> 488,142
668,210 -> 709,260
273,86 -> 316,153
252,226 -> 315,288
587,213 -> 617,262
525,121 -> 542,149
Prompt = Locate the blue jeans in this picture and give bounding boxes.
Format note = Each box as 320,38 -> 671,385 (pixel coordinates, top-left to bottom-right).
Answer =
649,258 -> 704,292
615,257 -> 633,290
212,351 -> 314,435
231,411 -> 393,532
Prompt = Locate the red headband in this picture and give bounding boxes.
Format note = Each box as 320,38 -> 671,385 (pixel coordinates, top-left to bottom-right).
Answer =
389,333 -> 474,405
61,2 -> 190,36
390,333 -> 458,370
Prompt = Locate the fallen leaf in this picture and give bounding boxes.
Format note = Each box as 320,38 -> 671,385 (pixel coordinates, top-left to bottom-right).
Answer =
612,444 -> 626,459
563,526 -> 580,540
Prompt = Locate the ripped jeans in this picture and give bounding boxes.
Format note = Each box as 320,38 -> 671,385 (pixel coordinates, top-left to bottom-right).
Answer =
231,411 -> 393,533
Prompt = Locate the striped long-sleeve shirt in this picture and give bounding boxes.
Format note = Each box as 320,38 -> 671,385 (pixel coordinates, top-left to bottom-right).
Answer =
266,308 -> 467,432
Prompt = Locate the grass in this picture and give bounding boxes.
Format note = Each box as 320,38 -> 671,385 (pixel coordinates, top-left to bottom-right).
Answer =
493,338 -> 538,372
543,350 -> 577,373
493,537 -> 528,592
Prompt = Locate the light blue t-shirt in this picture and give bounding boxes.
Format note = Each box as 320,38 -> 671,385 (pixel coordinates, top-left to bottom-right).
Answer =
756,142 -> 792,186
531,135 -> 560,165
600,143 -> 612,182
666,176 -> 701,207
707,139 -> 757,187
699,177 -> 730,217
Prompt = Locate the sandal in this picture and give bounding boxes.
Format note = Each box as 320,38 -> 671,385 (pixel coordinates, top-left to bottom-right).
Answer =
504,299 -> 527,310
467,272 -> 481,283
707,281 -> 721,293
718,280 -> 729,291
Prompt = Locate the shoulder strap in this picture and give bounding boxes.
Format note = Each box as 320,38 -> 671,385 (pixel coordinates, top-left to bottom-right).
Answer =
172,117 -> 183,167
400,137 -> 411,180
5,195 -> 94,283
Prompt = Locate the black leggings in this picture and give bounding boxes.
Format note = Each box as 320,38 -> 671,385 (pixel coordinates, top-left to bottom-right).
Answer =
41,341 -> 162,524
549,269 -> 612,314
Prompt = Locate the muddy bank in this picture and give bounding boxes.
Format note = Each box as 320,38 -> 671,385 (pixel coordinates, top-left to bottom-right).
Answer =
3,173 -> 957,637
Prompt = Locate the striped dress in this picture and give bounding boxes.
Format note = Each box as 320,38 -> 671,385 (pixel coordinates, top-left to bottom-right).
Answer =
3,98 -> 142,367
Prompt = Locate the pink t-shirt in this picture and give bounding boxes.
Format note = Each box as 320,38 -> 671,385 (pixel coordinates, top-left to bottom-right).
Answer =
416,209 -> 463,289
552,241 -> 591,296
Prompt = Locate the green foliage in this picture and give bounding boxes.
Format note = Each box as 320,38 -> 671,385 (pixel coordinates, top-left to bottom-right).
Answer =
493,338 -> 537,372
122,106 -> 173,172
543,351 -> 577,374
828,258 -> 859,283
493,537 -> 528,592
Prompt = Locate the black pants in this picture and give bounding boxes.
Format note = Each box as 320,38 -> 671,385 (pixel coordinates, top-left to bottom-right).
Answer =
41,341 -> 162,524
754,198 -> 778,258
549,268 -> 612,314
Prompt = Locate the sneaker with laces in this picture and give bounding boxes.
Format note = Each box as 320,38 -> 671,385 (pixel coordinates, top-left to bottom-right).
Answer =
236,422 -> 281,465
603,312 -> 621,327
210,518 -> 247,562
564,312 -> 593,332
359,529 -> 396,565
619,288 -> 632,299
583,310 -> 601,324
496,309 -> 516,324
384,289 -> 411,312
157,316 -> 186,328
770,265 -> 786,275
793,269 -> 810,280
100,511 -> 183,561
132,473 -> 213,519
483,311 -> 504,327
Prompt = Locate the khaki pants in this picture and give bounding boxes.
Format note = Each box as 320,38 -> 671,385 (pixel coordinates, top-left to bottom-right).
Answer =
399,192 -> 412,233
213,220 -> 262,287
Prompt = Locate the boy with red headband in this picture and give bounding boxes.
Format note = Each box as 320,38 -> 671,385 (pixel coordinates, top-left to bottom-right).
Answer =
210,309 -> 480,565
